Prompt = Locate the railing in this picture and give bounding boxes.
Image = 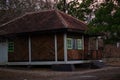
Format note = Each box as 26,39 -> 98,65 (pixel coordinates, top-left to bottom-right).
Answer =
88,50 -> 102,60
67,50 -> 102,60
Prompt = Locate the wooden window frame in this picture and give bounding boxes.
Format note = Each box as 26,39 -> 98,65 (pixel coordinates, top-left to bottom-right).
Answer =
67,38 -> 83,50
67,38 -> 73,49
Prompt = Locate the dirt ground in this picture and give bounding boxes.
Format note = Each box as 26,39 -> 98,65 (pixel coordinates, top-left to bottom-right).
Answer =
0,65 -> 120,80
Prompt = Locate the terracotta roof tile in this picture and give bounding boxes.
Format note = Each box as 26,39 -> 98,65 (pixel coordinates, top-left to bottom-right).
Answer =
0,10 -> 88,35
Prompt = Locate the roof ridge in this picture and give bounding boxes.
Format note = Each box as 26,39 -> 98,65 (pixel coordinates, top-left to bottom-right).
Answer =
55,10 -> 68,28
59,11 -> 87,26
0,14 -> 27,28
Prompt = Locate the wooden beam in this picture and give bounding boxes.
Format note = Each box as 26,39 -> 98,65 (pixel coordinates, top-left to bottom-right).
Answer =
96,37 -> 99,50
6,60 -> 103,65
64,33 -> 67,63
82,36 -> 84,50
54,34 -> 58,62
28,36 -> 32,64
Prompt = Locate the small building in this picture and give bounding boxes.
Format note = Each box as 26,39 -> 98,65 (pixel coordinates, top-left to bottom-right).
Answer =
0,10 -> 102,65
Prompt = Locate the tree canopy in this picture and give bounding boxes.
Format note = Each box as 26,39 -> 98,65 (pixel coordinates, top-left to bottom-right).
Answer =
57,0 -> 94,21
89,0 -> 120,44
0,0 -> 57,25
57,0 -> 120,44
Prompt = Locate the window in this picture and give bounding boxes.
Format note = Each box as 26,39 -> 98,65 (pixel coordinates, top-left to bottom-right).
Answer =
77,39 -> 83,50
67,38 -> 83,50
8,41 -> 14,52
67,38 -> 73,49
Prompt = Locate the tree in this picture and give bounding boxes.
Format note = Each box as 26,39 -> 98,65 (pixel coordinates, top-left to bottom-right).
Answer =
89,0 -> 120,44
57,0 -> 66,12
57,0 -> 120,44
0,0 -> 35,25
0,0 -> 57,25
57,0 -> 94,21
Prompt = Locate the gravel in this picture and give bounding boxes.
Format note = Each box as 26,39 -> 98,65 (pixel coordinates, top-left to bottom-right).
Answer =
0,67 -> 120,80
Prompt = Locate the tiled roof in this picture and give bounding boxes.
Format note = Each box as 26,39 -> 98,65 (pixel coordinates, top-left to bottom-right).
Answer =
0,10 -> 88,35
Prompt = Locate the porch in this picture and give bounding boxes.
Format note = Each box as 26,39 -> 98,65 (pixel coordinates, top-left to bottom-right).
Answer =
0,33 -> 103,65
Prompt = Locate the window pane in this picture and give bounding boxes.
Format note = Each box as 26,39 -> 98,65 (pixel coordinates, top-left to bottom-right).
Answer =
77,39 -> 83,50
67,38 -> 73,49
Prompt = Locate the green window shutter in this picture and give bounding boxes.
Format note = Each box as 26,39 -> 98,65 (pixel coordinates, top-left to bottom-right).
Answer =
8,42 -> 14,52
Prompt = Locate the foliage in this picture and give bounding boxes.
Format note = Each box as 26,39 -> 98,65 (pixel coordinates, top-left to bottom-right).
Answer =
0,0 -> 35,25
57,0 -> 120,44
57,0 -> 66,12
0,0 -> 56,25
89,0 -> 120,44
57,0 -> 94,21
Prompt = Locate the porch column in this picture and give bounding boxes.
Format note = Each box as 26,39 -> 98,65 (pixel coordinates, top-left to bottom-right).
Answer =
96,37 -> 99,50
28,36 -> 32,64
64,33 -> 67,63
54,34 -> 58,62
82,36 -> 84,50
96,37 -> 99,59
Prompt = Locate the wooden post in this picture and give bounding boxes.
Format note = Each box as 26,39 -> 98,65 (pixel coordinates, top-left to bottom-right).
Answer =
82,36 -> 84,59
54,34 -> 58,62
82,36 -> 84,50
96,37 -> 99,59
28,36 -> 32,64
64,33 -> 67,63
96,37 -> 99,50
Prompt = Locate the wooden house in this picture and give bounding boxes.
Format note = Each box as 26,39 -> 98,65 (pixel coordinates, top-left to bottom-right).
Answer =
0,10 -> 102,65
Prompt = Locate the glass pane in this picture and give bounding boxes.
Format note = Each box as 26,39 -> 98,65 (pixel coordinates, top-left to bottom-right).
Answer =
67,38 -> 73,49
77,39 -> 82,50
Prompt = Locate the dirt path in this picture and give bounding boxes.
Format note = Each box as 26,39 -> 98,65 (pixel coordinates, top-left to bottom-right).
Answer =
0,67 -> 120,80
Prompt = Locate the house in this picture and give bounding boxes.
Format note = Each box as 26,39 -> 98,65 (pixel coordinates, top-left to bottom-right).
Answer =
0,10 -> 102,66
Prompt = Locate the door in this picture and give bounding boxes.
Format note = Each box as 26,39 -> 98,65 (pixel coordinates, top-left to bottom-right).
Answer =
0,40 -> 8,65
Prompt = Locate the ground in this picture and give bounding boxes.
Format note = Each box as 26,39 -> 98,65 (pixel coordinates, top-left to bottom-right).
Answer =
0,64 -> 120,80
